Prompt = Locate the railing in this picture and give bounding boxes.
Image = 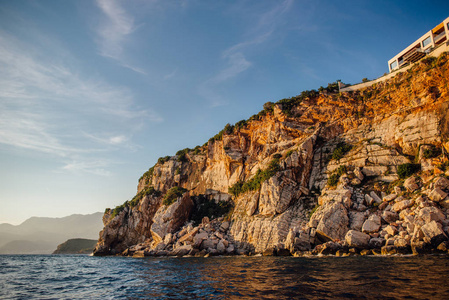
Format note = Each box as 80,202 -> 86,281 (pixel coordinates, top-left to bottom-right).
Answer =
434,31 -> 446,43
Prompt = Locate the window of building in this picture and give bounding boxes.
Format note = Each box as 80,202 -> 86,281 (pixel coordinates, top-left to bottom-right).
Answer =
422,36 -> 432,47
390,60 -> 398,70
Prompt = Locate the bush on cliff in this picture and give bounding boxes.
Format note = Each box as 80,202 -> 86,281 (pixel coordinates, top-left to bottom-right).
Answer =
422,145 -> 441,159
332,142 -> 352,160
190,195 -> 233,226
163,186 -> 188,206
327,174 -> 340,187
130,186 -> 161,207
397,163 -> 421,179
228,156 -> 281,197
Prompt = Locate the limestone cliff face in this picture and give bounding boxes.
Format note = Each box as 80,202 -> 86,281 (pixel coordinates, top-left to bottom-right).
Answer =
94,52 -> 449,256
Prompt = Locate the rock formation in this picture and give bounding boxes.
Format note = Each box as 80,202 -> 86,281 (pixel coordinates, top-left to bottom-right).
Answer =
94,52 -> 449,257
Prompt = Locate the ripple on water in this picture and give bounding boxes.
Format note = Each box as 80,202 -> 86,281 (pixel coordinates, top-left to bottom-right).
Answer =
1,255 -> 449,299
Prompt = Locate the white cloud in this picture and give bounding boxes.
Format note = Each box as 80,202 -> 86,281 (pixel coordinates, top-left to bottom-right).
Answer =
94,0 -> 147,74
199,0 -> 293,106
0,30 -> 159,175
95,0 -> 134,58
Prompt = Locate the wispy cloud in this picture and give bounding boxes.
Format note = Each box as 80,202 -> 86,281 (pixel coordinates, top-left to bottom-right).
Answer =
94,0 -> 146,74
0,29 -> 160,175
199,0 -> 293,106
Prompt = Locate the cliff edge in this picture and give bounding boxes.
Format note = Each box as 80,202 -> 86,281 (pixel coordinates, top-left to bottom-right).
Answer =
94,52 -> 449,257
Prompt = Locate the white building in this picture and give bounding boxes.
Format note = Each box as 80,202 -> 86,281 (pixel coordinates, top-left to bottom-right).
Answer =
388,16 -> 449,72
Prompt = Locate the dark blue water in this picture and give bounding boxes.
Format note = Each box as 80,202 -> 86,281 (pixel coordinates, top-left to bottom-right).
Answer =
1,254 -> 449,299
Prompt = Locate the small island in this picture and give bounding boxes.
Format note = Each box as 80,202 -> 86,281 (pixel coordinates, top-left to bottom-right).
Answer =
53,238 -> 97,254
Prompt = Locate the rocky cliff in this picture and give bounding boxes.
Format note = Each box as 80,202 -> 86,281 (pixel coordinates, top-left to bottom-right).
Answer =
94,52 -> 449,257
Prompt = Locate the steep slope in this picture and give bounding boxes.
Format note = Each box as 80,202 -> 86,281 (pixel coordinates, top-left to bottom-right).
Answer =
94,52 -> 449,256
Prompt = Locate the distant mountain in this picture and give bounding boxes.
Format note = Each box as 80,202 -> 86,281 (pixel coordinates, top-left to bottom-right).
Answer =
53,238 -> 97,254
0,212 -> 103,254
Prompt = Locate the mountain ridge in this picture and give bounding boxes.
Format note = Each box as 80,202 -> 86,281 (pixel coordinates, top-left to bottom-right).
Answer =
0,212 -> 103,254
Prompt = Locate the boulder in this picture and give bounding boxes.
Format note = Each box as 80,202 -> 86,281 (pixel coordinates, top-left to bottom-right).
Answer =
178,227 -> 199,243
440,199 -> 449,209
382,211 -> 398,224
354,167 -> 364,181
345,230 -> 370,248
434,177 -> 449,190
368,238 -> 385,249
220,221 -> 230,232
403,177 -> 419,192
226,244 -> 235,254
150,193 -> 193,244
428,188 -> 448,202
201,238 -> 217,250
369,191 -> 382,204
216,240 -> 226,254
364,194 -> 374,206
362,215 -> 381,234
284,229 -> 295,252
193,232 -> 209,248
383,194 -> 397,202
416,207 -> 445,224
394,186 -> 402,194
132,250 -> 145,258
171,245 -> 193,256
421,221 -> 448,246
394,238 -> 409,249
392,199 -> 414,212
319,241 -> 341,255
385,225 -> 398,236
309,201 -> 349,240
349,211 -> 365,231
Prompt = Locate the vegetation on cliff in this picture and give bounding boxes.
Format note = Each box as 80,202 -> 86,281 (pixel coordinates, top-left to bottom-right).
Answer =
95,51 -> 449,258
228,155 -> 281,197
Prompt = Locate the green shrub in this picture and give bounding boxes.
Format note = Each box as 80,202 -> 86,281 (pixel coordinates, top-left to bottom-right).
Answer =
308,204 -> 320,218
190,195 -> 233,226
263,102 -> 275,113
111,202 -> 127,218
158,156 -> 171,164
285,149 -> 294,158
129,186 -> 160,207
234,119 -> 248,131
397,163 -> 421,179
332,142 -> 352,160
176,148 -> 192,162
228,156 -> 281,197
327,173 -> 340,187
163,186 -> 188,206
336,165 -> 347,176
422,145 -> 441,159
193,145 -> 202,155
139,166 -> 155,183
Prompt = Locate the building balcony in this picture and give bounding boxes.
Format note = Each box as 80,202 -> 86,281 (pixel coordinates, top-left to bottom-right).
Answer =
434,31 -> 447,44
403,48 -> 426,63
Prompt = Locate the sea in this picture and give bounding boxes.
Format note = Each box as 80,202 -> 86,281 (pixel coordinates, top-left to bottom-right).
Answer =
1,254 -> 449,299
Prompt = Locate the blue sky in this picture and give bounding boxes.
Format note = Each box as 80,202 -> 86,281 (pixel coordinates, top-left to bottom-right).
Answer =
1,0 -> 448,224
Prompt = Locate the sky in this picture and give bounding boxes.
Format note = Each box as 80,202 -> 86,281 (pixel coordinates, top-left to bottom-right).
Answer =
1,0 -> 448,225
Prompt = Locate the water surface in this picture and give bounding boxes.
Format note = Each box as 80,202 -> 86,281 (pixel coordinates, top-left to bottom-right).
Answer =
1,254 -> 449,299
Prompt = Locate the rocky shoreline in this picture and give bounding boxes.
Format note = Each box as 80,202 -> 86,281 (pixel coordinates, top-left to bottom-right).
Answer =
121,171 -> 449,258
